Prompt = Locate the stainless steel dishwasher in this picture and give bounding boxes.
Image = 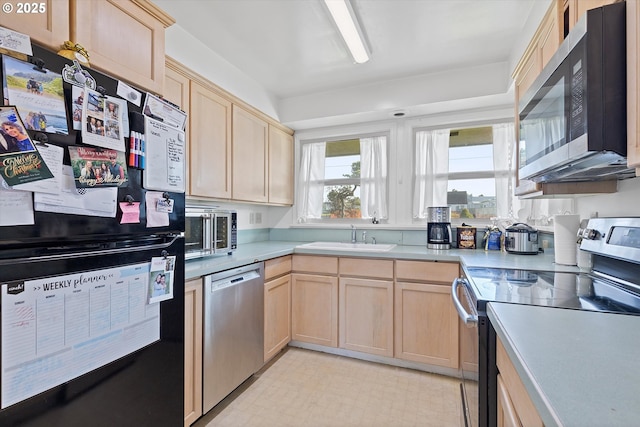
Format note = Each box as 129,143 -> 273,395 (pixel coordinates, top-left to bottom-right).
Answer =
203,262 -> 264,413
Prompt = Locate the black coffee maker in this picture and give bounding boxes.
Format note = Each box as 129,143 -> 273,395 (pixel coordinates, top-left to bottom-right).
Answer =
427,206 -> 452,249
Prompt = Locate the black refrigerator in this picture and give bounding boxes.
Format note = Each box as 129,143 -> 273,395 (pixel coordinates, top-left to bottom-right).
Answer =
0,45 -> 185,426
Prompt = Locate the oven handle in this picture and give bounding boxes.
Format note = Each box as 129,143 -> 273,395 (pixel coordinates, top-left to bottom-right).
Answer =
451,277 -> 478,326
0,234 -> 182,265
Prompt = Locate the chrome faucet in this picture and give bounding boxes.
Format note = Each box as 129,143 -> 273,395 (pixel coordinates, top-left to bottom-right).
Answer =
351,225 -> 357,243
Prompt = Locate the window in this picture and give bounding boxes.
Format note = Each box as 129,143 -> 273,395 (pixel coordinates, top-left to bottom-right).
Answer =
297,135 -> 388,223
447,127 -> 497,219
323,139 -> 361,219
413,123 -> 516,222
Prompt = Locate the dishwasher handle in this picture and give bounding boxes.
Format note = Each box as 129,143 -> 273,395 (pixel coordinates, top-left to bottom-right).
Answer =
208,270 -> 261,292
451,277 -> 478,326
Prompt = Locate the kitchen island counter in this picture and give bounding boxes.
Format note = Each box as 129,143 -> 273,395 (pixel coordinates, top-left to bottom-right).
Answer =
488,302 -> 640,427
186,241 -> 579,280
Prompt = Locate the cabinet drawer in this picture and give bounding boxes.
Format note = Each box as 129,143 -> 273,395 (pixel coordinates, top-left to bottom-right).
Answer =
265,255 -> 292,280
395,260 -> 458,283
339,258 -> 393,279
292,255 -> 338,275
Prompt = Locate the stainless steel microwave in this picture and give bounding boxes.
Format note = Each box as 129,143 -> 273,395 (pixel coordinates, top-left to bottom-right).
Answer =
185,207 -> 237,259
518,2 -> 634,183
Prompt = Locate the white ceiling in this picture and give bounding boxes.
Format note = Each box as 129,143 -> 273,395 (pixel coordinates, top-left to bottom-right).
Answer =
153,0 -> 542,127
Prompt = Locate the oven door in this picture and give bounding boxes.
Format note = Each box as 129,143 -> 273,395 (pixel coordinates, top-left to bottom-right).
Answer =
452,277 -> 480,427
185,211 -> 212,258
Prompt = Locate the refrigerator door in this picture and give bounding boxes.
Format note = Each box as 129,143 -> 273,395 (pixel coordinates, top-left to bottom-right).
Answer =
0,235 -> 184,426
0,44 -> 185,247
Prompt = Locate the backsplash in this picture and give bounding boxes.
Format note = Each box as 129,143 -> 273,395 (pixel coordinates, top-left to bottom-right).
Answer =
268,227 -> 555,250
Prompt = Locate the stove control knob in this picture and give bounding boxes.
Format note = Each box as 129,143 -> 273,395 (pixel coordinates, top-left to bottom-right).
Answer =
583,229 -> 599,240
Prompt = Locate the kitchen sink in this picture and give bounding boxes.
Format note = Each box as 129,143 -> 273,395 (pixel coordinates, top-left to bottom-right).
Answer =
296,241 -> 397,252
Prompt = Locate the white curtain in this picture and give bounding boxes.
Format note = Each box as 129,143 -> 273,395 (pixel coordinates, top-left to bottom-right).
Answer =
296,142 -> 326,222
492,123 -> 517,220
413,129 -> 450,219
360,136 -> 388,219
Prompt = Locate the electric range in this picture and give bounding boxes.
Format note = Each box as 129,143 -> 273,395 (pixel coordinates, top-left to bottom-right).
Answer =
453,217 -> 640,427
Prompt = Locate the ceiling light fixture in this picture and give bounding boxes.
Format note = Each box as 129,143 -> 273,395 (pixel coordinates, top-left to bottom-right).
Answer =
323,0 -> 370,64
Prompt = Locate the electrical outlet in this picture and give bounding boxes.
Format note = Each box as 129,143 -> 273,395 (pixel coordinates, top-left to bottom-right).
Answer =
249,212 -> 255,225
255,212 -> 262,225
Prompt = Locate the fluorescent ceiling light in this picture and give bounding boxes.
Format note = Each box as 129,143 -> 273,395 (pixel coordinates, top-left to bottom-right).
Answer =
323,0 -> 370,64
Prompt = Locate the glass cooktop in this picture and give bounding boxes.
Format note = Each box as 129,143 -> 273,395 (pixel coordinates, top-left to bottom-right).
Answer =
464,267 -> 640,314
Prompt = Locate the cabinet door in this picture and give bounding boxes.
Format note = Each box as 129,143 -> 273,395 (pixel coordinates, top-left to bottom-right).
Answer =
538,8 -> 560,70
497,374 -> 522,427
291,273 -> 338,347
189,81 -> 232,199
71,0 -> 174,94
268,125 -> 294,205
164,60 -> 191,193
184,278 -> 203,427
0,0 -> 69,50
628,0 -> 640,171
232,105 -> 268,203
339,277 -> 393,357
264,274 -> 291,362
395,281 -> 459,368
496,338 -> 543,427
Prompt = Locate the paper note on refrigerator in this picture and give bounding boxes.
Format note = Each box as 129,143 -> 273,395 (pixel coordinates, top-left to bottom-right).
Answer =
0,184 -> 34,226
142,116 -> 185,193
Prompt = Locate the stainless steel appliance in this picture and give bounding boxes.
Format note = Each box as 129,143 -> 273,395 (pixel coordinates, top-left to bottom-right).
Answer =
185,207 -> 237,259
518,2 -> 634,183
0,45 -> 185,426
453,217 -> 640,427
203,262 -> 264,413
504,223 -> 539,255
427,206 -> 452,249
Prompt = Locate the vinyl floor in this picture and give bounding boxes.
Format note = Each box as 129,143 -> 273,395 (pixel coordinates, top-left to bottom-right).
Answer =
194,347 -> 462,427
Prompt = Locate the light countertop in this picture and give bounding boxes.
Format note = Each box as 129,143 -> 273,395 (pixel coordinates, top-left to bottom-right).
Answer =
488,302 -> 640,427
186,240 -> 580,280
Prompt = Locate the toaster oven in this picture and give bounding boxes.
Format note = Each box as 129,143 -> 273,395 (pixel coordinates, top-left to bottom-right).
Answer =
185,207 -> 237,259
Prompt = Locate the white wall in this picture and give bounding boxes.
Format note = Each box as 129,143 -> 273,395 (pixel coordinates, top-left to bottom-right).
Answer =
574,177 -> 640,219
164,25 -> 280,121
269,103 -> 516,229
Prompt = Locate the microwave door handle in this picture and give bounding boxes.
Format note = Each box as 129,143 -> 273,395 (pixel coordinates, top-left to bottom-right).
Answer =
452,277 -> 478,326
203,214 -> 213,252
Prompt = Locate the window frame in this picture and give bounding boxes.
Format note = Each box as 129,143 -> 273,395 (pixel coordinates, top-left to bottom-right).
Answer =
297,131 -> 391,224
412,122 -> 514,227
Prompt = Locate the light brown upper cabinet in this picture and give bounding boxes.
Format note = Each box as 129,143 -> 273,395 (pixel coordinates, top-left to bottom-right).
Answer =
232,105 -> 269,203
190,81 -> 233,199
268,125 -> 294,205
71,0 -> 174,94
163,60 -> 294,204
0,0 -> 69,49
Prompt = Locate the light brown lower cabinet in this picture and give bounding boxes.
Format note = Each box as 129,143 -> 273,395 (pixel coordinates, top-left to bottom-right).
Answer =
394,281 -> 459,368
496,337 -> 543,427
339,277 -> 394,357
497,374 -> 521,427
394,260 -> 460,369
184,278 -> 203,427
291,273 -> 338,347
264,274 -> 291,362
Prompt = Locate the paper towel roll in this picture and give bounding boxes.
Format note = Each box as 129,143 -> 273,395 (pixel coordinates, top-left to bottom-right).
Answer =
554,214 -> 580,265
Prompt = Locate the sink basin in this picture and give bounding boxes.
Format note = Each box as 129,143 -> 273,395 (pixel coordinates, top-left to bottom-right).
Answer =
296,241 -> 397,252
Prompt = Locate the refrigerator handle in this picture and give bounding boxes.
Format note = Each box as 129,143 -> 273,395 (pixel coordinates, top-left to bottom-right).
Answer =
0,234 -> 182,265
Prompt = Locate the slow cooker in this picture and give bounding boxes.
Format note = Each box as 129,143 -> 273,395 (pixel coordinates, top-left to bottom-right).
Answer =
504,223 -> 539,255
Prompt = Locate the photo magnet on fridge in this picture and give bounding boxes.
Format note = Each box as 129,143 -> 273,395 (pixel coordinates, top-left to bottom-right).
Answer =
0,106 -> 54,186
